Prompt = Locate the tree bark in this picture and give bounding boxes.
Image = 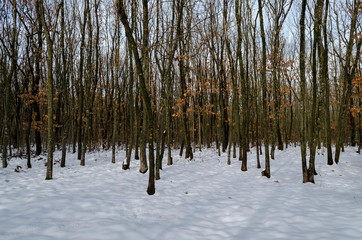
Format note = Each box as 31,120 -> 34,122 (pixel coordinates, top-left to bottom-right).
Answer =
258,0 -> 270,178
116,0 -> 156,195
300,0 -> 309,183
37,0 -> 54,180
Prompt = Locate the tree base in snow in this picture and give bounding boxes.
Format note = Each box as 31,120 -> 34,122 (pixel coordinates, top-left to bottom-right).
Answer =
122,163 -> 130,170
261,170 -> 270,178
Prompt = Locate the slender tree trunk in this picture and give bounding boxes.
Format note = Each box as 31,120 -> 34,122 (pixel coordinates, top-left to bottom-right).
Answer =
111,79 -> 118,164
300,0 -> 309,183
2,65 -> 10,168
235,0 -> 248,171
60,0 -> 68,168
258,0 -> 270,178
226,1 -> 239,157
34,5 -> 43,156
134,88 -> 140,160
251,16 -> 261,169
26,103 -> 32,168
80,0 -> 92,166
116,0 -> 155,195
306,0 -> 327,183
2,0 -> 19,168
37,0 -> 54,180
123,49 -> 135,169
166,75 -> 173,165
77,0 -> 88,161
272,30 -> 283,151
318,0 -> 333,165
139,104 -> 148,173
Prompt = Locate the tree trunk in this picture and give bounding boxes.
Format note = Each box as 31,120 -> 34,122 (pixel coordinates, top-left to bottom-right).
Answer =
80,0 -> 92,167
300,0 -> 309,183
116,0 -> 156,195
111,85 -> 118,164
319,0 -> 333,165
123,47 -> 136,169
235,0 -> 248,171
37,0 -> 54,180
258,0 -> 270,178
60,0 -> 68,168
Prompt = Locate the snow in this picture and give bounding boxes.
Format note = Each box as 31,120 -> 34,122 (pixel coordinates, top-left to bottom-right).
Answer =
1,146 -> 362,240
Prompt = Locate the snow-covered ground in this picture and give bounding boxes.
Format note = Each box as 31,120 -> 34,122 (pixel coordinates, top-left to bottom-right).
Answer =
0,146 -> 361,240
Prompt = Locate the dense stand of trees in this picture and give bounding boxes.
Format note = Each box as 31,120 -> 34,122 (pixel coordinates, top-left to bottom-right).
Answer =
0,0 -> 361,194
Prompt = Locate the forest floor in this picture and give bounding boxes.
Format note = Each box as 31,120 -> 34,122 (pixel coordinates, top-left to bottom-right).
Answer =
0,145 -> 362,240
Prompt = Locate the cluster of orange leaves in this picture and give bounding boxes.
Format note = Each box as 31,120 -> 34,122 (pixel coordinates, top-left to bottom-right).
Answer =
18,87 -> 61,131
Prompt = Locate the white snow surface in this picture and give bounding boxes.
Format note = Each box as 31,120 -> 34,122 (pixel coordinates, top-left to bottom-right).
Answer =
1,146 -> 362,240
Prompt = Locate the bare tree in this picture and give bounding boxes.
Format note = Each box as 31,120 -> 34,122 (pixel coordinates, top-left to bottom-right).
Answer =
259,0 -> 271,178
116,0 -> 156,195
36,0 -> 55,180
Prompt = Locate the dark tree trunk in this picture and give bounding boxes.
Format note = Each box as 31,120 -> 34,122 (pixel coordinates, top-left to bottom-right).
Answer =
37,0 -> 54,180
116,0 -> 156,195
300,0 -> 309,183
258,0 -> 270,178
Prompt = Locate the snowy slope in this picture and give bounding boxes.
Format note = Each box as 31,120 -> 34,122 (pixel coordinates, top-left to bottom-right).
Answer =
0,146 -> 361,240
